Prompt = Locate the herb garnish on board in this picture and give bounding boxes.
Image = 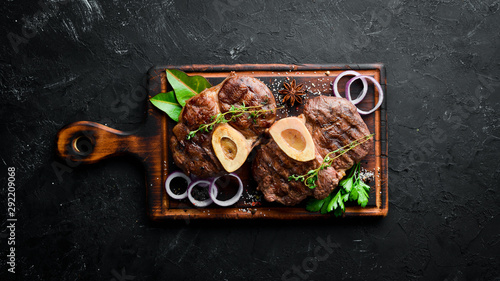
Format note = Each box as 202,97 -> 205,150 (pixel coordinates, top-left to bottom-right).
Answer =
305,162 -> 371,217
186,103 -> 281,140
288,134 -> 374,189
150,69 -> 212,122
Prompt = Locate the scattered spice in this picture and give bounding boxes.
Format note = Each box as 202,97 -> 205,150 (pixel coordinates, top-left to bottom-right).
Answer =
359,166 -> 374,183
243,190 -> 262,206
279,79 -> 306,106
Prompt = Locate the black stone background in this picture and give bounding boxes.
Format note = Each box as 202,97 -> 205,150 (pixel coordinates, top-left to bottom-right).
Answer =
1,0 -> 500,280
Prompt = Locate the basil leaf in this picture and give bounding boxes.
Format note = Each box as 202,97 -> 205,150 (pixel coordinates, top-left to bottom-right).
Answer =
166,69 -> 212,107
149,91 -> 182,122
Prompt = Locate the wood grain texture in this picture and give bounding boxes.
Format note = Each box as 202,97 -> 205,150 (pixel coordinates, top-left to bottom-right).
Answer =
56,64 -> 388,220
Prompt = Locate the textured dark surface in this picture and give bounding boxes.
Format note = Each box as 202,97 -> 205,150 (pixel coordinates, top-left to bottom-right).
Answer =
1,0 -> 499,280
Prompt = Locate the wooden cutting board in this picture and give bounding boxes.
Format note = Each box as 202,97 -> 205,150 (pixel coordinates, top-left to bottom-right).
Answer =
56,64 -> 388,220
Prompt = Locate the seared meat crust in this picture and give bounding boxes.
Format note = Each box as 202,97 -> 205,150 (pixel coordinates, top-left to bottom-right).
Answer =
170,74 -> 276,178
252,96 -> 373,206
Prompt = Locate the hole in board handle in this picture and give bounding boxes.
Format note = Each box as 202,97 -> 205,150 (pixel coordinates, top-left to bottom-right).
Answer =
71,135 -> 94,156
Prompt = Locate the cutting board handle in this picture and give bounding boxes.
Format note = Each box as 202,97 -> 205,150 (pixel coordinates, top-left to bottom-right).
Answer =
56,121 -> 144,164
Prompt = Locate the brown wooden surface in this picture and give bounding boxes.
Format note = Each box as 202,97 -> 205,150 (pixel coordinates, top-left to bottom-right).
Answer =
55,63 -> 388,220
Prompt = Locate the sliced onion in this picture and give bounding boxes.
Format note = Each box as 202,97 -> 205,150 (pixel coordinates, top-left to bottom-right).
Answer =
346,75 -> 384,115
165,171 -> 191,200
209,173 -> 243,207
187,180 -> 218,207
332,70 -> 368,104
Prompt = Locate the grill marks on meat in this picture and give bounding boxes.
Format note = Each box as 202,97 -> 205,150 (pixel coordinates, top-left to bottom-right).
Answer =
303,96 -> 373,172
170,74 -> 276,178
253,140 -> 339,206
180,86 -> 220,130
171,85 -> 224,178
171,122 -> 224,178
218,76 -> 276,138
252,96 -> 373,206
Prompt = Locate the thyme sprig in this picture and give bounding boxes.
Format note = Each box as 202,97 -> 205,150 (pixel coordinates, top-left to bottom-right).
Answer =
186,103 -> 280,140
288,134 -> 374,189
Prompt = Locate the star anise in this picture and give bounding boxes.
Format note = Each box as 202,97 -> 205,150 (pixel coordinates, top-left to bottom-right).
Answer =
279,79 -> 306,106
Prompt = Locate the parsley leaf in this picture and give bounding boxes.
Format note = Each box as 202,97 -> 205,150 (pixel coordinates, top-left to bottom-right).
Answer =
305,162 -> 372,216
305,197 -> 326,212
352,180 -> 370,207
320,193 -> 334,214
327,190 -> 344,215
339,176 -> 353,193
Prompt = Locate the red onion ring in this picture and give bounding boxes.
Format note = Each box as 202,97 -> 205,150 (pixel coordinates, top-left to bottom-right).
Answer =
332,70 -> 368,104
346,75 -> 384,115
187,180 -> 218,207
165,171 -> 191,200
209,173 -> 243,207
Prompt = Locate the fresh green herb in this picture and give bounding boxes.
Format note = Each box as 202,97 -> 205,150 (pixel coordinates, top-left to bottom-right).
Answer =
288,134 -> 374,189
150,69 -> 212,121
149,91 -> 183,122
186,103 -> 281,140
305,195 -> 327,212
166,69 -> 212,107
305,162 -> 371,217
349,177 -> 370,208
